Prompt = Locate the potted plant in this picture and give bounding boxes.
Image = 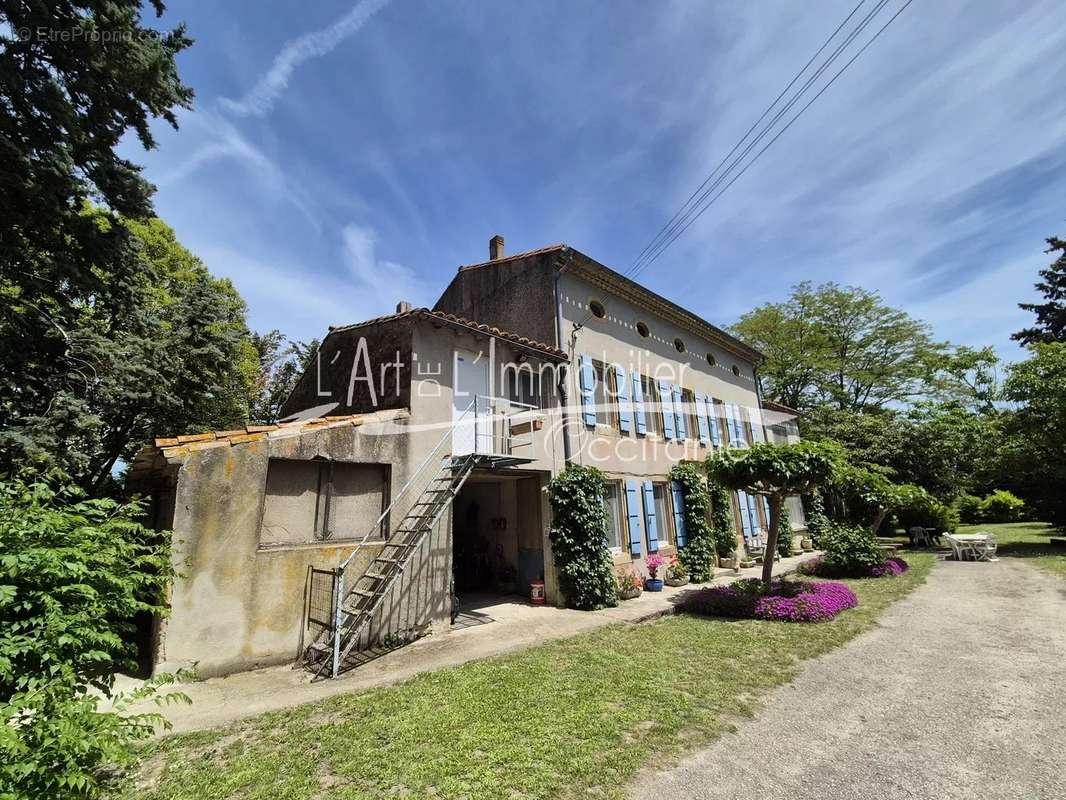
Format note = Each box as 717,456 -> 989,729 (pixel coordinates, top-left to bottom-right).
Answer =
644,554 -> 666,591
617,569 -> 642,600
800,535 -> 814,552
665,556 -> 689,587
718,550 -> 737,570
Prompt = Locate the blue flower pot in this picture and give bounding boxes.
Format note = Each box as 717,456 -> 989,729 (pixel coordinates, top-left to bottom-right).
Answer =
644,578 -> 664,592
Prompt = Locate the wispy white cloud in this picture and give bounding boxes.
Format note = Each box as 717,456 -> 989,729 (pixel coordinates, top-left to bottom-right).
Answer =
219,0 -> 392,117
341,222 -> 428,316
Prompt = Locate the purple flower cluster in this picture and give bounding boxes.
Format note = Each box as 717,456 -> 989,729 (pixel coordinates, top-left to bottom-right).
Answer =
802,555 -> 910,579
680,578 -> 858,623
869,557 -> 909,577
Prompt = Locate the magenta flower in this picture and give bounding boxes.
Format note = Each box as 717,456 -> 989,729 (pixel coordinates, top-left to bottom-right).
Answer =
680,578 -> 858,623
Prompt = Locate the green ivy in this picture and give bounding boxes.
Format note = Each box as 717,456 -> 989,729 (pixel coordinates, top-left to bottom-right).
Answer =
547,465 -> 618,610
669,464 -> 715,582
707,479 -> 738,559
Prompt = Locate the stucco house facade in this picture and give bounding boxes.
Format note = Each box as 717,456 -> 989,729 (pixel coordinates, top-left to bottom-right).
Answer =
130,237 -> 805,678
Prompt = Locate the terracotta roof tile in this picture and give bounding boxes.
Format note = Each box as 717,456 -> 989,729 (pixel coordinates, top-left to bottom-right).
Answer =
141,409 -> 409,465
329,308 -> 566,360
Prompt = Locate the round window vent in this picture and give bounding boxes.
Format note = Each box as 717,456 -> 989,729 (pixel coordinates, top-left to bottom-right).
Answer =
732,365 -> 741,376
673,337 -> 686,353
706,352 -> 717,367
588,300 -> 606,319
636,321 -> 650,338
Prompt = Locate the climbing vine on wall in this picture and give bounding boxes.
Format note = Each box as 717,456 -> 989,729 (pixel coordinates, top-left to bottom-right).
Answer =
547,465 -> 618,610
708,477 -> 738,558
669,463 -> 715,582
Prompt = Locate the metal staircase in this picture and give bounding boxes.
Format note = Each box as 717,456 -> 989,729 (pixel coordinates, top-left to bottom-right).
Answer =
302,452 -> 480,678
300,395 -> 539,679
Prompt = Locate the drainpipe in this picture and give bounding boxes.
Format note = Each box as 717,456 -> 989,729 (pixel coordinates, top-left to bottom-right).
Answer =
554,253 -> 574,465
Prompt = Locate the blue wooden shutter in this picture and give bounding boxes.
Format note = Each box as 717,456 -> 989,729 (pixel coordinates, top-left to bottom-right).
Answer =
615,365 -> 632,433
642,481 -> 659,553
738,491 -> 754,540
670,480 -> 687,547
658,379 -> 675,439
731,404 -> 747,446
707,397 -> 722,446
578,355 -> 596,427
631,373 -> 647,435
745,492 -> 760,534
672,386 -> 686,440
624,480 -> 643,555
695,393 -> 710,445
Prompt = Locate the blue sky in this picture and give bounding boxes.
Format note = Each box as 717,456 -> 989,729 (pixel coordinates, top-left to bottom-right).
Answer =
134,0 -> 1066,361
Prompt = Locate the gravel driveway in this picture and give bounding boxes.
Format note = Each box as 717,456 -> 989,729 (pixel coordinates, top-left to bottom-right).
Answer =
628,558 -> 1066,800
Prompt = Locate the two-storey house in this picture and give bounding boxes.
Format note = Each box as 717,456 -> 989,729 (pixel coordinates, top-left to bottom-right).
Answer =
129,236 -> 804,678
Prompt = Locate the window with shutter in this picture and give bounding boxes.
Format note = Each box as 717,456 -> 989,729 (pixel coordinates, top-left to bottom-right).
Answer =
631,373 -> 647,435
624,480 -> 643,555
642,481 -> 659,553
670,480 -> 687,547
672,385 -> 686,440
695,393 -> 710,445
658,379 -> 675,439
615,365 -> 632,433
578,355 -> 596,427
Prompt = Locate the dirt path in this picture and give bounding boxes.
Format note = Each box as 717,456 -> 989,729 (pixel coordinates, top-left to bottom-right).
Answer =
629,558 -> 1066,800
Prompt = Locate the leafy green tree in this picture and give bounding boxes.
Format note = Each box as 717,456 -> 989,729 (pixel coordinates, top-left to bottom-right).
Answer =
927,345 -> 1001,413
0,475 -> 183,799
1014,237 -> 1066,345
0,214 -> 259,493
547,465 -> 618,610
0,1 -> 193,481
707,441 -> 841,589
733,282 -> 943,412
1002,343 -> 1066,527
250,332 -> 321,424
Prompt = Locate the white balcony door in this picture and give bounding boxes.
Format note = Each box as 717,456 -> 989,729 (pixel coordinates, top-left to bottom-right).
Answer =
453,348 -> 490,455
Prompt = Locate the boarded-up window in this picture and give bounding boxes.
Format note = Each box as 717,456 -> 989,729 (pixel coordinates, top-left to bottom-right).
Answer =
259,459 -> 390,547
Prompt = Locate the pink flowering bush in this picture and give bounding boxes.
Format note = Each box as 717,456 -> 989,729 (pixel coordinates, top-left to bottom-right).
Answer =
680,578 -> 858,623
801,554 -> 909,579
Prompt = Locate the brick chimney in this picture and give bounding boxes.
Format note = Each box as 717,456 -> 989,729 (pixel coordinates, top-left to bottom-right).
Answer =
489,234 -> 505,261
396,300 -> 412,314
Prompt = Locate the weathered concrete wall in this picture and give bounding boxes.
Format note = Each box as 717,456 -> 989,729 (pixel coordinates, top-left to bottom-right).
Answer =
157,411 -> 452,678
433,251 -> 559,346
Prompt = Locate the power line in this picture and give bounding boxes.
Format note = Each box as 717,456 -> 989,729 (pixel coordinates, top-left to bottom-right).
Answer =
628,0 -> 872,277
629,0 -> 916,281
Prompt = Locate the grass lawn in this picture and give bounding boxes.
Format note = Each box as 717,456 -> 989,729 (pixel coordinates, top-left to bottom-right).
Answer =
119,554 -> 935,800
958,521 -> 1066,579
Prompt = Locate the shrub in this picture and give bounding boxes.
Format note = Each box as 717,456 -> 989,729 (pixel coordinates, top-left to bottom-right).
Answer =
895,484 -> 959,533
670,464 -> 715,581
955,493 -> 983,523
0,475 -> 179,799
979,490 -> 1025,523
548,465 -> 618,610
819,522 -> 885,574
680,578 -> 857,623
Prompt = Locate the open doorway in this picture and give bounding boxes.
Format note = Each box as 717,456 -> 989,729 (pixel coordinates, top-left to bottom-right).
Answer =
452,471 -> 545,619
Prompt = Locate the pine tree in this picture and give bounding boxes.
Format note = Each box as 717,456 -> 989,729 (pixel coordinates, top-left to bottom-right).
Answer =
1014,237 -> 1066,345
